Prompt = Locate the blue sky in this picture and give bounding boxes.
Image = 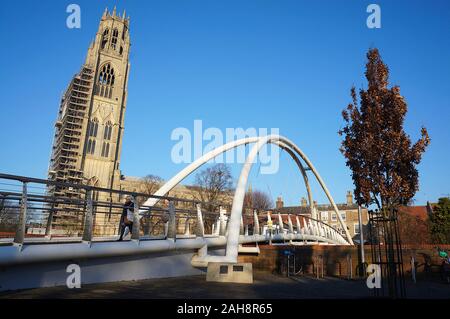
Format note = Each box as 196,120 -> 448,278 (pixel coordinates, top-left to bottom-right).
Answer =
0,0 -> 449,206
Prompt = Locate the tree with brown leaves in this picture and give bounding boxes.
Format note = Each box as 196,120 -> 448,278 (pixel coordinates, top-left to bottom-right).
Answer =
339,48 -> 430,211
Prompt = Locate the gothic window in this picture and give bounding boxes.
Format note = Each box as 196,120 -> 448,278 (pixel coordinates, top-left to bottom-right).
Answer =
111,29 -> 119,50
87,139 -> 96,155
96,64 -> 115,98
88,118 -> 98,137
103,121 -> 112,140
119,46 -> 123,55
101,142 -> 110,157
101,28 -> 109,49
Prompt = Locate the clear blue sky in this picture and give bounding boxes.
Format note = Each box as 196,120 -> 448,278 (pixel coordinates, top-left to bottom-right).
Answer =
0,0 -> 449,206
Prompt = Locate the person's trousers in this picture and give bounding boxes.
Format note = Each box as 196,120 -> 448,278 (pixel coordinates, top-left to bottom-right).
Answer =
119,222 -> 133,239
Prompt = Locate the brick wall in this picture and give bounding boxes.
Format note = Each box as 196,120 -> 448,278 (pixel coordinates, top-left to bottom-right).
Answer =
237,244 -> 450,278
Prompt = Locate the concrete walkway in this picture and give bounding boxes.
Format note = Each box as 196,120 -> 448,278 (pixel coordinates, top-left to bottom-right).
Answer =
1,272 -> 449,299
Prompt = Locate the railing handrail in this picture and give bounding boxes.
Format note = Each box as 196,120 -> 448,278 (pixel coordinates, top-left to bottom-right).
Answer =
0,172 -> 229,208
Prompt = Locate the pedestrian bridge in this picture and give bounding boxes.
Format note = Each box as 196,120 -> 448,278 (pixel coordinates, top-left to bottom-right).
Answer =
0,135 -> 352,291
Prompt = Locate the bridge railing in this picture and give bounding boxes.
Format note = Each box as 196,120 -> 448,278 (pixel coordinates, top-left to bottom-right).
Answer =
0,173 -> 229,244
239,208 -> 348,244
0,173 -> 347,246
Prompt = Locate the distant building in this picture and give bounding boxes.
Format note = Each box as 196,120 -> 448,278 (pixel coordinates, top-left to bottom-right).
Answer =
274,191 -> 369,241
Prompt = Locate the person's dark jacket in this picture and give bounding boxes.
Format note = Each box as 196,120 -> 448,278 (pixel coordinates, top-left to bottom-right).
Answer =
121,201 -> 134,223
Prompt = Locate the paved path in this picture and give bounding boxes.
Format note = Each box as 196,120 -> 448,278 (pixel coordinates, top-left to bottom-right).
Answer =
1,272 -> 449,299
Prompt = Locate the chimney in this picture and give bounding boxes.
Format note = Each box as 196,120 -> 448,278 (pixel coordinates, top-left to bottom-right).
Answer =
346,191 -> 353,205
276,196 -> 284,209
301,197 -> 307,207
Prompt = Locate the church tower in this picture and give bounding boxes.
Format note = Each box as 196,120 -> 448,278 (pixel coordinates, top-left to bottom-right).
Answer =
48,8 -> 131,233
82,7 -> 130,192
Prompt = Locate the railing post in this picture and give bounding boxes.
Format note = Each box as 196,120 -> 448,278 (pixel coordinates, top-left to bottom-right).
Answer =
144,207 -> 152,236
131,196 -> 140,241
167,201 -> 176,240
184,218 -> 190,236
219,206 -> 227,236
195,204 -> 205,237
267,212 -> 273,244
45,200 -> 55,237
240,215 -> 244,235
277,213 -> 283,235
253,210 -> 260,235
214,218 -> 220,236
13,182 -> 28,247
296,216 -> 301,234
288,214 -> 294,234
82,189 -> 94,243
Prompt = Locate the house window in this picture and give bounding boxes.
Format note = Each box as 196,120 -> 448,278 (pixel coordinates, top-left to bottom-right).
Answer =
88,118 -> 98,137
87,139 -> 96,155
354,223 -> 360,235
340,212 -> 347,221
104,121 -> 112,140
321,211 -> 328,221
101,142 -> 110,157
331,213 -> 337,221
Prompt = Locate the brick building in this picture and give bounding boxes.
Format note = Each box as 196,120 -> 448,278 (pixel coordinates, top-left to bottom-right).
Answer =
274,191 -> 369,242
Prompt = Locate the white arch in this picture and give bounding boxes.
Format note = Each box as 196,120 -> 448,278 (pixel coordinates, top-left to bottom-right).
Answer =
141,135 -> 353,249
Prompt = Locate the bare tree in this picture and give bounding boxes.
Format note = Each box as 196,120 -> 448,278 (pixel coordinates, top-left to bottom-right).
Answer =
193,164 -> 233,232
193,164 -> 233,206
141,174 -> 163,196
243,190 -> 273,211
138,174 -> 164,235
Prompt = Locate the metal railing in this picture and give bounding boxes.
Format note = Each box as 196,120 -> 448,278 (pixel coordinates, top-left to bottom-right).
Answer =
0,173 -> 348,247
0,173 -> 229,245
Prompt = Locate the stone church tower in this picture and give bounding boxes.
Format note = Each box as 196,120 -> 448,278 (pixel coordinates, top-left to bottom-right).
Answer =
48,8 -> 130,233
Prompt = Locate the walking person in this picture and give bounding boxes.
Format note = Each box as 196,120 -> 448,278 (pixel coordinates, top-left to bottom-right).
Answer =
118,195 -> 134,241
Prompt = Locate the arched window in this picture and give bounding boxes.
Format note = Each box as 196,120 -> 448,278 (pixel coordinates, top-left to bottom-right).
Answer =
87,139 -> 96,155
104,121 -> 112,140
96,64 -> 115,98
88,118 -> 98,137
101,142 -> 110,157
111,29 -> 119,50
101,28 -> 109,49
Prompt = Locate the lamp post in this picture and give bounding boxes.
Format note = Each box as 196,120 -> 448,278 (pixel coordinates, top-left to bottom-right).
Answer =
358,205 -> 366,275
